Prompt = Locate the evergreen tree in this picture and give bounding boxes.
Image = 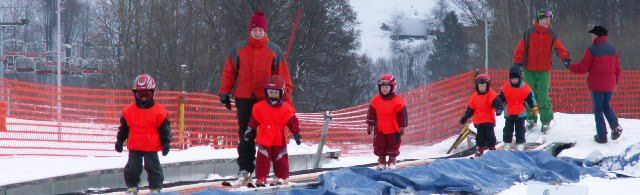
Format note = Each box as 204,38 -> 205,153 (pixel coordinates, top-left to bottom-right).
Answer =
427,11 -> 469,80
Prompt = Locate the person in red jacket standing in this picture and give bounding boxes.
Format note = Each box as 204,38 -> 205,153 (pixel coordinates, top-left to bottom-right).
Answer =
218,10 -> 294,185
567,26 -> 623,143
459,74 -> 504,157
366,74 -> 408,170
243,75 -> 301,187
513,8 -> 571,133
115,74 -> 171,194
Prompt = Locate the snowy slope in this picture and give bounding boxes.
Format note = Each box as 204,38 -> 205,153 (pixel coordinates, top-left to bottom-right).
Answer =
350,0 -> 437,59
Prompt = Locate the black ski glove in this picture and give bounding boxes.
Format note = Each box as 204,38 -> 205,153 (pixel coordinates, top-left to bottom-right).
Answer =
219,93 -> 232,110
115,141 -> 124,153
162,143 -> 170,156
496,109 -> 503,116
293,133 -> 302,145
563,59 -> 572,69
459,116 -> 468,124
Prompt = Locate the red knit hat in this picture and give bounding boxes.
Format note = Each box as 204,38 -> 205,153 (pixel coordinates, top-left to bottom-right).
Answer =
250,10 -> 268,31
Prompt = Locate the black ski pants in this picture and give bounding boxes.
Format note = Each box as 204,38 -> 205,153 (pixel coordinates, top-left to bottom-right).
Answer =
124,150 -> 164,189
236,98 -> 257,173
503,116 -> 526,144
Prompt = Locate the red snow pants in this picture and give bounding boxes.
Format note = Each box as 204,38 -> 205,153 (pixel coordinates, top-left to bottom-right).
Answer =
255,144 -> 290,181
373,130 -> 401,157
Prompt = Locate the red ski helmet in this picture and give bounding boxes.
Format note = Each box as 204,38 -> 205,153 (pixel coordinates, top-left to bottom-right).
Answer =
264,75 -> 286,105
378,74 -> 397,93
132,74 -> 156,100
474,73 -> 491,93
133,74 -> 156,91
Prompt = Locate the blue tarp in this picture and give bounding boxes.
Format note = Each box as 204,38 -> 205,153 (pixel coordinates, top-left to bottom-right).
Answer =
177,150 -> 604,195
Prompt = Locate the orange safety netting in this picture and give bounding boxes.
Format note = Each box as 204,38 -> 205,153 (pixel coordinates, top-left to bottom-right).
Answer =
0,69 -> 638,157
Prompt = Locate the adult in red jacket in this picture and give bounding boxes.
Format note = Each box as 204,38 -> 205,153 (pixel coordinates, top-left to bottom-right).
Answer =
115,74 -> 171,194
567,26 -> 623,143
366,74 -> 408,170
218,11 -> 294,186
513,8 -> 571,133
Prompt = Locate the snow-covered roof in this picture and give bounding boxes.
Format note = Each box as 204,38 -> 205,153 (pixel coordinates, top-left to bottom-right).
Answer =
398,18 -> 429,37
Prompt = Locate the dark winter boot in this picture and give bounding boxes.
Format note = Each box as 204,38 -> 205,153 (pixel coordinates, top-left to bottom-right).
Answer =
611,126 -> 623,140
387,156 -> 397,170
594,135 -> 607,144
376,156 -> 386,170
474,146 -> 484,158
541,122 -> 550,133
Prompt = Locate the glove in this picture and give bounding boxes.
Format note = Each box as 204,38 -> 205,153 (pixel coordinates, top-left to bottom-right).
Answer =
115,141 -> 124,153
293,133 -> 302,145
530,107 -> 539,116
243,127 -> 253,142
219,93 -> 232,110
562,59 -> 572,69
367,125 -> 374,135
496,110 -> 503,116
162,143 -> 170,156
459,116 -> 468,124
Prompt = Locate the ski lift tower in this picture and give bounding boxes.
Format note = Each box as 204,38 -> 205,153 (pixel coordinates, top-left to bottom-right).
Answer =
484,8 -> 495,72
1,1 -> 30,79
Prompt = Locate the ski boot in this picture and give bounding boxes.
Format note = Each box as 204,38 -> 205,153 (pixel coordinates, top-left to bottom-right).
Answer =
376,156 -> 386,170
222,170 -> 252,186
503,143 -> 512,151
526,120 -> 537,130
149,189 -> 161,194
611,126 -> 623,140
541,122 -> 550,134
387,156 -> 397,170
516,143 -> 525,151
594,134 -> 607,144
273,178 -> 288,186
254,177 -> 267,187
125,187 -> 138,195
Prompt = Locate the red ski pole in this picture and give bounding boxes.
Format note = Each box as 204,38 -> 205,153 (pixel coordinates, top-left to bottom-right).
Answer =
285,7 -> 303,62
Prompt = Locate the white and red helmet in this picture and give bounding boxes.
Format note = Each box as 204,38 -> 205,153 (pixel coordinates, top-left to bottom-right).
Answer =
378,74 -> 397,93
133,74 -> 156,91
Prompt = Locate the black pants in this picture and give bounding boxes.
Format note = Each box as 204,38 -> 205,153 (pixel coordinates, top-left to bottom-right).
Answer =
503,116 -> 526,144
236,98 -> 256,173
474,123 -> 497,147
124,150 -> 164,189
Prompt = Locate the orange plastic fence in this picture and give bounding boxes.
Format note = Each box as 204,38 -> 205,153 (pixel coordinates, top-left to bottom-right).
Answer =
0,69 -> 638,157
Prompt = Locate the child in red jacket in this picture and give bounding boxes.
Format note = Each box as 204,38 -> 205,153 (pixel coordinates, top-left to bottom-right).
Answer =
366,74 -> 408,170
244,75 -> 301,187
115,74 -> 171,194
459,74 -> 504,157
498,66 -> 538,151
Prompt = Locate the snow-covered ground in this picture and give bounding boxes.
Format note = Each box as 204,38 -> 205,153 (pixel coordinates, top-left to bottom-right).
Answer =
1,112 -> 638,194
350,0 -> 437,59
